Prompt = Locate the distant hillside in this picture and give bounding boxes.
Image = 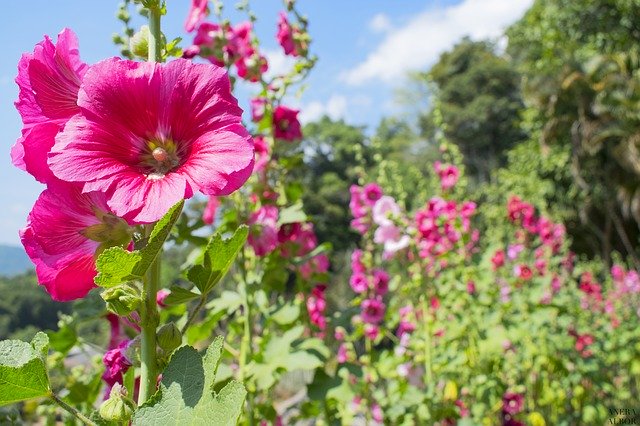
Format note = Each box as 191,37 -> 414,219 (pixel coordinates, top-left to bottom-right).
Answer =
0,245 -> 32,277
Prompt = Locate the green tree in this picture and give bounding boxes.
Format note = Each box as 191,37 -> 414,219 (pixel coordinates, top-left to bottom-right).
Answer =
418,38 -> 525,182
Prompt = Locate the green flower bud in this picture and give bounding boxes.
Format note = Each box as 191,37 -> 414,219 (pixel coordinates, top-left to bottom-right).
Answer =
130,25 -> 150,59
101,284 -> 141,316
157,322 -> 182,354
99,384 -> 135,422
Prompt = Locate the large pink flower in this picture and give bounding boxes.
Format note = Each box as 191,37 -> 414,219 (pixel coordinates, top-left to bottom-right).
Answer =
49,58 -> 255,223
12,28 -> 88,183
20,182 -> 133,301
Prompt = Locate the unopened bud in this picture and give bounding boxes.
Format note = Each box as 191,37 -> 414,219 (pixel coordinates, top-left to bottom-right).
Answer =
99,384 -> 135,422
130,25 -> 150,58
157,322 -> 182,354
102,284 -> 141,316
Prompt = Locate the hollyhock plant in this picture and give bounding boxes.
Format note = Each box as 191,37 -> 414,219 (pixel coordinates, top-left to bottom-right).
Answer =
20,182 -> 133,301
102,340 -> 133,388
276,12 -> 305,57
12,28 -> 88,184
502,392 -> 524,415
350,272 -> 369,294
372,195 -> 401,226
236,50 -> 268,82
48,58 -> 255,223
434,161 -> 459,190
273,105 -> 302,141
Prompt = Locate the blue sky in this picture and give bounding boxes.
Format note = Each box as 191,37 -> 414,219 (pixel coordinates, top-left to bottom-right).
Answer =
0,0 -> 532,245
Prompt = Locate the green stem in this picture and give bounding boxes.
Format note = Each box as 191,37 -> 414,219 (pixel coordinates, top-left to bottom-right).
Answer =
181,296 -> 207,335
238,249 -> 254,426
421,296 -> 433,386
147,3 -> 162,63
50,393 -> 97,426
138,223 -> 160,405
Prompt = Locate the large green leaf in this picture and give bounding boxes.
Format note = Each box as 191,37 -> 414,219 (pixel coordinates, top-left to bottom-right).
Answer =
0,332 -> 50,405
133,337 -> 245,426
187,226 -> 248,294
95,201 -> 184,287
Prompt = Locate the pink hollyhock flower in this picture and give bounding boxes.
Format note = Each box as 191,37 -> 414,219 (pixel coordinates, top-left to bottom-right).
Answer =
307,284 -> 327,330
372,269 -> 389,296
337,343 -> 348,363
507,244 -> 524,260
434,161 -> 460,190
49,58 -> 254,223
514,264 -> 533,281
374,223 -> 410,255
156,289 -> 170,307
350,217 -> 369,235
351,249 -> 365,274
248,205 -> 279,256
334,328 -> 345,341
502,392 -> 524,415
611,264 -> 625,281
236,50 -> 268,82
361,298 -> 385,324
189,22 -> 226,66
364,324 -> 379,340
362,183 -> 383,206
466,280 -> 476,294
350,272 -> 369,294
276,12 -> 302,57
372,195 -> 400,226
103,340 -> 133,388
250,97 -> 267,122
184,0 -> 209,32
13,28 -> 88,184
202,196 -> 220,225
273,105 -> 302,141
20,182 -> 132,301
277,222 -> 302,244
371,403 -> 383,423
491,249 -> 505,270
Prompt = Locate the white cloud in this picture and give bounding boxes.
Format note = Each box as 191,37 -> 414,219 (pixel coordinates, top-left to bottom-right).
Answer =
342,0 -> 533,86
299,95 -> 348,124
369,13 -> 392,33
263,48 -> 296,79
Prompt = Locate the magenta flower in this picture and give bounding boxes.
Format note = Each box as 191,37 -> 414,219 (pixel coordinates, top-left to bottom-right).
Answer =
49,58 -> 254,223
156,289 -> 170,307
253,135 -> 270,175
248,205 -> 279,256
337,343 -> 348,363
20,182 -> 132,301
362,183 -> 383,206
236,50 -> 268,83
184,0 -> 209,32
351,249 -> 365,274
434,161 -> 459,190
374,223 -> 410,255
307,284 -> 327,330
13,28 -> 88,184
276,12 -> 297,56
361,298 -> 385,324
364,324 -> 379,340
103,340 -> 133,388
372,269 -> 389,296
501,392 -> 524,415
273,105 -> 302,141
350,272 -> 369,294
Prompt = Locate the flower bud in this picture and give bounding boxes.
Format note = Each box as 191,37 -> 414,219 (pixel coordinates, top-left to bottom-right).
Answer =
101,284 -> 141,316
99,384 -> 135,422
130,25 -> 150,58
157,322 -> 182,354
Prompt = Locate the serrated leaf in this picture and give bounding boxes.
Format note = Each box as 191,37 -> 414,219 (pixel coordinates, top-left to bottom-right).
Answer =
187,226 -> 248,294
95,201 -> 183,287
0,334 -> 50,405
162,286 -> 201,306
277,203 -> 307,225
133,337 -> 246,426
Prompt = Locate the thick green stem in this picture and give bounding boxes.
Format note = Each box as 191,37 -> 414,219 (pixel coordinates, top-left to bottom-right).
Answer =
50,393 -> 97,426
147,3 -> 162,63
138,224 -> 160,405
238,249 -> 254,426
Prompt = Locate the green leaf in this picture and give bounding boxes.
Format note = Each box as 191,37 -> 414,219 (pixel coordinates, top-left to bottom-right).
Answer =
277,203 -> 307,225
0,333 -> 50,405
271,303 -> 300,325
95,201 -> 183,287
133,337 -> 246,426
162,286 -> 201,306
187,226 -> 248,294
